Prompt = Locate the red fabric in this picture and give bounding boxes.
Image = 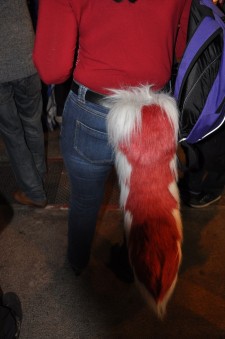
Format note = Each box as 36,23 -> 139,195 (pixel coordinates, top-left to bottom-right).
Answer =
33,0 -> 191,94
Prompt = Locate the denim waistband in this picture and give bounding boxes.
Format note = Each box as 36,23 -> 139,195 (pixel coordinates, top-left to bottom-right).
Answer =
71,80 -> 172,104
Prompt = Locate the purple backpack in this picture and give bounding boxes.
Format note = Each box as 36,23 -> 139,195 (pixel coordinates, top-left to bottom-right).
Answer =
174,0 -> 225,145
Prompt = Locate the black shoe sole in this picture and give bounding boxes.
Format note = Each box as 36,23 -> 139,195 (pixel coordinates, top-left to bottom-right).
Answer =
189,195 -> 221,208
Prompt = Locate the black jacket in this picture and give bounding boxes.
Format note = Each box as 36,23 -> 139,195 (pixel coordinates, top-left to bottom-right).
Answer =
175,0 -> 225,171
177,0 -> 224,141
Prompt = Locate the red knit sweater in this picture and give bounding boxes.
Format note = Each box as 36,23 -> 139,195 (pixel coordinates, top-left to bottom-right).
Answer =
33,0 -> 191,94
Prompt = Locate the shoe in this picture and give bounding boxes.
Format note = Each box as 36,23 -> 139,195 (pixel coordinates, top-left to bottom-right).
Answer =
13,190 -> 47,208
107,244 -> 134,283
2,292 -> 22,338
184,192 -> 221,208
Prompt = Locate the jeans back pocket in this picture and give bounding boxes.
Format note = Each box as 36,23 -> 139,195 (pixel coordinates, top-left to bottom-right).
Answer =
74,120 -> 114,164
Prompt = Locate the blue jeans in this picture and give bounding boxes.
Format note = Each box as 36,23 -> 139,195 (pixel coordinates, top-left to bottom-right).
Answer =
0,73 -> 46,201
60,85 -> 115,270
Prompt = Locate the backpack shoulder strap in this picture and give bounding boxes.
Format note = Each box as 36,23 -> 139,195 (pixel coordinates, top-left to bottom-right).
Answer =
174,16 -> 220,102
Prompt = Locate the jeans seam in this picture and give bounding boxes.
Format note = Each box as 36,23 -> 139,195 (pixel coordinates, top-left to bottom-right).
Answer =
73,146 -> 113,164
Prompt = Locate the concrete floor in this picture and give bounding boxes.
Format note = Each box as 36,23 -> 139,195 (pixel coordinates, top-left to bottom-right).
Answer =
0,129 -> 225,338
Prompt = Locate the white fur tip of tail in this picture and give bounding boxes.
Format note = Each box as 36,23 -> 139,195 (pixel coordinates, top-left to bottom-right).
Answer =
155,276 -> 178,320
136,274 -> 178,320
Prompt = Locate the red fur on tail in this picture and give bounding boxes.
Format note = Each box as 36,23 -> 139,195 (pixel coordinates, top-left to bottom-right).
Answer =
105,86 -> 182,318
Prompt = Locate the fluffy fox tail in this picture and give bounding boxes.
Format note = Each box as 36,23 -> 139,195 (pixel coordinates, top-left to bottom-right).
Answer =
104,85 -> 182,318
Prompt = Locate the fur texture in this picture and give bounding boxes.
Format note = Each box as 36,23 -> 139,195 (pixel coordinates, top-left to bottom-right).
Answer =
104,85 -> 182,318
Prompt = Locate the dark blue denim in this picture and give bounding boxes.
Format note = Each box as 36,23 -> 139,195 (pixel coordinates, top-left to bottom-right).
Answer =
0,73 -> 46,201
60,84 -> 115,270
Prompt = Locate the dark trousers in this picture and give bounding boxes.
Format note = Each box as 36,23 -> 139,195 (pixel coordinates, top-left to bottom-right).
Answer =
179,123 -> 225,195
54,78 -> 72,118
181,169 -> 225,195
0,73 -> 46,201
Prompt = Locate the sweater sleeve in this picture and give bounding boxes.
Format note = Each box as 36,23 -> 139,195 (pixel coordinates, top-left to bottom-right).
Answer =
175,0 -> 192,61
33,0 -> 77,84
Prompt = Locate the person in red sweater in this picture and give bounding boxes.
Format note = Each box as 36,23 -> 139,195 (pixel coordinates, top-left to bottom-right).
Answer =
33,0 -> 192,276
